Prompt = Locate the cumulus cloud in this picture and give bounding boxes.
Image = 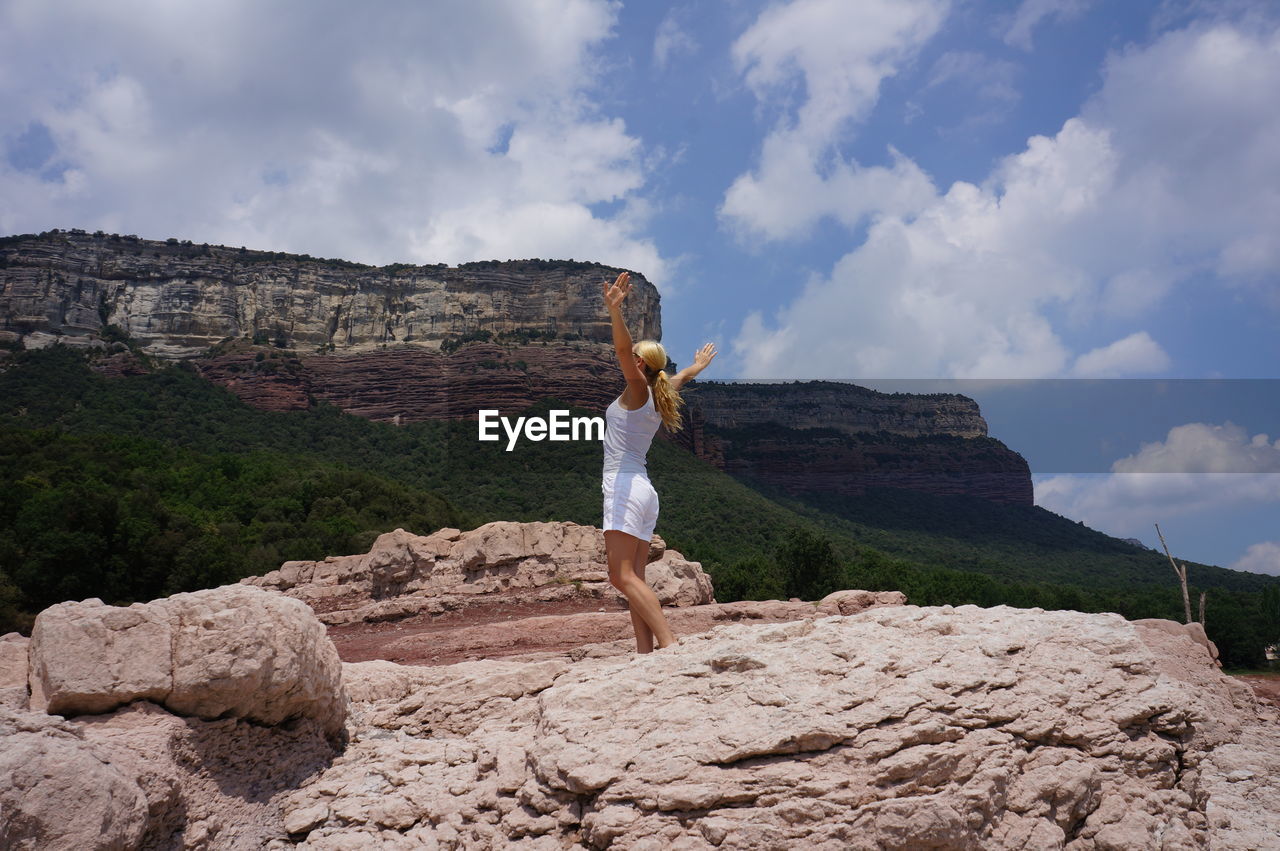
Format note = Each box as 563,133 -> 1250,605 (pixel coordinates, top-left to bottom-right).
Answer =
720,0 -> 949,242
730,18 -> 1280,377
1112,422 -> 1280,474
1071,332 -> 1171,377
722,142 -> 936,243
0,0 -> 670,280
1231,541 -> 1280,576
1034,422 -> 1280,539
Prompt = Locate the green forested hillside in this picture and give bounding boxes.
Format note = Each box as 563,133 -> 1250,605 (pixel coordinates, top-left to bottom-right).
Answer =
1,347 -> 1277,666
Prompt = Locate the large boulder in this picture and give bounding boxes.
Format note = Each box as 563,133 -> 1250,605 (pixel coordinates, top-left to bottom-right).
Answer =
280,604 -> 1277,848
1133,617 -> 1221,666
244,520 -> 717,625
817,588 -> 909,615
28,585 -> 344,735
0,697 -> 341,850
645,551 -> 715,606
0,706 -> 148,851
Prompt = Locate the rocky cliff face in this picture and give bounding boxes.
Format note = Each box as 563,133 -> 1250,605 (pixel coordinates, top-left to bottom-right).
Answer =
0,229 -> 659,357
684,381 -> 1032,506
709,425 -> 1034,505
685,380 -> 988,438
186,345 -> 1030,504
2,229 -> 1031,505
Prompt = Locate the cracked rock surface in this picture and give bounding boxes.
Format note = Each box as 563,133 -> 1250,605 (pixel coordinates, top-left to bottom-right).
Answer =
242,521 -> 715,628
277,604 -> 1275,850
26,585 -> 345,737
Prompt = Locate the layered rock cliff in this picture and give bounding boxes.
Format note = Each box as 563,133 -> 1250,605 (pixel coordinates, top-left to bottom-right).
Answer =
0,229 -> 659,357
684,380 -> 988,438
684,381 -> 1032,505
706,423 -> 1034,505
1,229 -> 1031,505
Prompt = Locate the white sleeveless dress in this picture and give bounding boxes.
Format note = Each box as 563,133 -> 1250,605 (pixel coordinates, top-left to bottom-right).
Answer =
601,385 -> 662,540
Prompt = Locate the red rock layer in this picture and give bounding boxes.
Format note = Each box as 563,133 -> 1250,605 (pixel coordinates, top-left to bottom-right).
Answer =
714,427 -> 1034,506
190,345 -> 1030,505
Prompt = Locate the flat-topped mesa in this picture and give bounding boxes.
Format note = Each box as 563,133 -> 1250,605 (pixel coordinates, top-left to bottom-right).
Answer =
684,380 -> 988,438
0,229 -> 659,358
0,230 -> 1032,506
681,381 -> 1032,505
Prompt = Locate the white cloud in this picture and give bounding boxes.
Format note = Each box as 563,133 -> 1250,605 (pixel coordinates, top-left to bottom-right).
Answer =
720,0 -> 950,242
732,0 -> 949,143
1071,332 -> 1171,377
1034,422 -> 1280,540
1003,0 -> 1094,51
1113,422 -> 1280,474
653,8 -> 699,71
410,199 -> 665,284
1231,541 -> 1280,576
0,0 -> 671,282
730,19 -> 1280,378
722,141 -> 937,243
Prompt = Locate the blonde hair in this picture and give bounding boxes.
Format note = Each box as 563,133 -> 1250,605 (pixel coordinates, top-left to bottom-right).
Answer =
633,339 -> 685,432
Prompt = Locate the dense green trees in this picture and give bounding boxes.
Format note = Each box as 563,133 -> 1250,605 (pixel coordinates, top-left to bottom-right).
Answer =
776,527 -> 845,600
0,425 -> 461,628
1,347 -> 1276,670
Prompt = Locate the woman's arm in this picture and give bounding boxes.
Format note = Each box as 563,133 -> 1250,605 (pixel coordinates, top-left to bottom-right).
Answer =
669,342 -> 717,391
604,272 -> 649,406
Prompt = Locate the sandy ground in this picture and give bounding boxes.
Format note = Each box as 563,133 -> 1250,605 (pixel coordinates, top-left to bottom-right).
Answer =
326,596 -> 840,667
327,595 -> 635,665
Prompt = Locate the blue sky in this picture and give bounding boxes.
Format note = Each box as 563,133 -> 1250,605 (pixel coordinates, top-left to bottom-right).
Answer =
2,0 -> 1277,574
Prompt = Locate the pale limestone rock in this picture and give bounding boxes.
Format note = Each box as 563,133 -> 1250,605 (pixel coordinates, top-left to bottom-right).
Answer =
27,585 -> 345,735
0,706 -> 148,851
1133,617 -> 1221,665
645,552 -> 715,607
273,604 -> 1276,848
242,520 -> 715,626
1199,714 -> 1280,849
12,589 -> 1279,848
75,701 -> 338,849
164,585 -> 344,734
817,588 -> 908,615
0,632 -> 29,710
28,598 -> 172,715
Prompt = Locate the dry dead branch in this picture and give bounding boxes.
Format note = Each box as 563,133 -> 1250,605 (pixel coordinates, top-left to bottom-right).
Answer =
1155,522 -> 1193,625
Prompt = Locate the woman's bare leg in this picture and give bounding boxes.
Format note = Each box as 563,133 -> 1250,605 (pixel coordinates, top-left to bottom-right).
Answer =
630,536 -> 654,653
605,530 -> 676,650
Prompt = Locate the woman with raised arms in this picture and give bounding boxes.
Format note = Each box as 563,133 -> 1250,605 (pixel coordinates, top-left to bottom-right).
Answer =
601,270 -> 716,652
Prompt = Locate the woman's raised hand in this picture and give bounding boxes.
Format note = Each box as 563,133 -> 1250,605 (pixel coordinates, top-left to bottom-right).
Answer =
604,271 -> 631,312
693,342 -> 718,370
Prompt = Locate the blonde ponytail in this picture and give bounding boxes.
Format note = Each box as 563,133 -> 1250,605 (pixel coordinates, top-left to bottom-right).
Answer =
633,339 -> 685,432
651,368 -> 685,432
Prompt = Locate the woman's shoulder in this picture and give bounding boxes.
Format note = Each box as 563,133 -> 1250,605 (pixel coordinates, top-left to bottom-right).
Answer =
616,383 -> 652,412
